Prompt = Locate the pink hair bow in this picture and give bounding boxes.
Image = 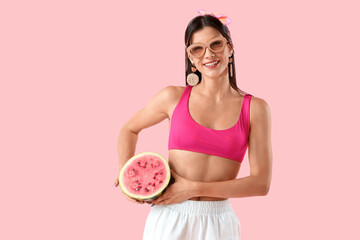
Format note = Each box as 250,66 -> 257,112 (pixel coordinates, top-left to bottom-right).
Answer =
198,9 -> 231,25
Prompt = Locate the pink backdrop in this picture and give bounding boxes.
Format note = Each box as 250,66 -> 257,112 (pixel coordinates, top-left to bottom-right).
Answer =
1,0 -> 359,239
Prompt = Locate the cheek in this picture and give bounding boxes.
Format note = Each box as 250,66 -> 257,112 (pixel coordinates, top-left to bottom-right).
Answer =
195,61 -> 203,69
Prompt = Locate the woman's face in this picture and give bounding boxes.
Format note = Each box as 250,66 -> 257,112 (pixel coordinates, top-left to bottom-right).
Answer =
188,26 -> 233,80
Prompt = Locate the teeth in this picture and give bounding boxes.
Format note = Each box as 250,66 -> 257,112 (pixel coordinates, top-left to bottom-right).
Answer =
204,61 -> 219,66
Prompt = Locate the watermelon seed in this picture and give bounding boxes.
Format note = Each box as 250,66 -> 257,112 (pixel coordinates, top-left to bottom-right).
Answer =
135,180 -> 138,183
160,172 -> 163,175
155,173 -> 159,175
152,183 -> 156,186
145,188 -> 149,192
138,183 -> 141,185
159,181 -> 163,183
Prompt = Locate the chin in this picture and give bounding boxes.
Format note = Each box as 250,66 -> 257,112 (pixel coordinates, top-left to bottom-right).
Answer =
201,69 -> 226,79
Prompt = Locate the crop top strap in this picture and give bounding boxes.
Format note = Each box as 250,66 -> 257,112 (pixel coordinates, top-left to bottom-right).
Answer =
241,93 -> 253,133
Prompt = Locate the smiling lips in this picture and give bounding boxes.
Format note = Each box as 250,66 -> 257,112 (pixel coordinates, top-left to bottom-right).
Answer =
203,60 -> 220,68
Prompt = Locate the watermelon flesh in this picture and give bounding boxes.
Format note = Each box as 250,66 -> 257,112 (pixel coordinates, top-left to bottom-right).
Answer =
119,152 -> 171,201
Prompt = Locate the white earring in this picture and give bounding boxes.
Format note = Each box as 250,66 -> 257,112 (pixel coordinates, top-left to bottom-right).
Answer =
186,63 -> 199,86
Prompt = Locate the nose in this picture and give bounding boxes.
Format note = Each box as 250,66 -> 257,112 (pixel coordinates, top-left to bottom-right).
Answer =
203,47 -> 215,58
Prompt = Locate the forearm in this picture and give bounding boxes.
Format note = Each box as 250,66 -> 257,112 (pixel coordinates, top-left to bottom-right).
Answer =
117,127 -> 138,170
191,176 -> 269,199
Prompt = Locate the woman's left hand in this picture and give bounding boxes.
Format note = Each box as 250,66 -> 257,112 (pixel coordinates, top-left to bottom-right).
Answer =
151,169 -> 196,205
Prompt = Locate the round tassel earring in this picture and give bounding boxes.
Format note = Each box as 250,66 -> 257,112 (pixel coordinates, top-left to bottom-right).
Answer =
229,57 -> 233,78
186,63 -> 199,86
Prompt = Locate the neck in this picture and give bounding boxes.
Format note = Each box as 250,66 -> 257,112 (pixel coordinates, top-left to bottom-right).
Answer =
196,71 -> 235,102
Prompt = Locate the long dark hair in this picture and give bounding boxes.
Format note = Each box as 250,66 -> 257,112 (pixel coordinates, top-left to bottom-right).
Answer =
184,14 -> 248,95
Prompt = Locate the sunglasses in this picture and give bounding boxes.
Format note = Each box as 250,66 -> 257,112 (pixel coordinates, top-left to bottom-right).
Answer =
186,36 -> 229,59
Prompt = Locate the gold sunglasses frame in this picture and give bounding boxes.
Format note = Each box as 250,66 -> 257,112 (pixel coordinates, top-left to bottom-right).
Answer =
186,36 -> 229,59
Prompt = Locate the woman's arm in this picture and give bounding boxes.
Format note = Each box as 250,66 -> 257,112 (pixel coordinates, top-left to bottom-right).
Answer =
115,86 -> 178,204
193,97 -> 273,198
117,86 -> 176,170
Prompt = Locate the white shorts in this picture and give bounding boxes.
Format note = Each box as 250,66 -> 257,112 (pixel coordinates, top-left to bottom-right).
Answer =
143,199 -> 241,240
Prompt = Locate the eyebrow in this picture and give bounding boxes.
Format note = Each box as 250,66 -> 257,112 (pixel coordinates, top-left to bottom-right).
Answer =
192,36 -> 221,44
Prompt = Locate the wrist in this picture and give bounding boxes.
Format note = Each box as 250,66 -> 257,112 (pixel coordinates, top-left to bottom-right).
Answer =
188,181 -> 202,198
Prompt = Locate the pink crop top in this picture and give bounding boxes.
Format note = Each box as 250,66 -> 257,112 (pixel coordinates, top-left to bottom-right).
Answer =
168,85 -> 253,163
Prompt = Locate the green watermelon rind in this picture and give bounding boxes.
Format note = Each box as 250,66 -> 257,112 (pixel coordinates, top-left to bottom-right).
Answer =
118,152 -> 171,201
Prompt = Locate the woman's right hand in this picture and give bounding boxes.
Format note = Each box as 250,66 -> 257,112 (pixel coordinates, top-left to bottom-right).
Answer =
114,177 -> 148,204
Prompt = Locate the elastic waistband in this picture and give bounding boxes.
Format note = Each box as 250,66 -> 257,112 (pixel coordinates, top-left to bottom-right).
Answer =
163,199 -> 234,215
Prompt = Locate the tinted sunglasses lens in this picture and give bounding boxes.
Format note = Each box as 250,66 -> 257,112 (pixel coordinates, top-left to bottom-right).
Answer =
190,46 -> 204,58
210,40 -> 225,52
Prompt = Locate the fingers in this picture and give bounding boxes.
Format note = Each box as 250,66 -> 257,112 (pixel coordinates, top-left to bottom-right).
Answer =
125,195 -> 146,204
124,194 -> 151,205
152,197 -> 168,205
114,178 -> 149,205
114,178 -> 119,187
126,197 -> 138,203
152,194 -> 167,205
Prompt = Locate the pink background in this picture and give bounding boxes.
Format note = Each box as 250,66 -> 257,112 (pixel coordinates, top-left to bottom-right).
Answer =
1,0 -> 359,239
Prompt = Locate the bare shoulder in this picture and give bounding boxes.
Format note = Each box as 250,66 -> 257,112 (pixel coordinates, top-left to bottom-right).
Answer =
159,85 -> 186,101
148,85 -> 182,103
249,96 -> 271,128
122,86 -> 186,133
154,85 -> 186,118
156,85 -> 185,105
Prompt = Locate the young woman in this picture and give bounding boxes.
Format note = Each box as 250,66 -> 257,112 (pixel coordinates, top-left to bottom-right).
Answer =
115,13 -> 272,240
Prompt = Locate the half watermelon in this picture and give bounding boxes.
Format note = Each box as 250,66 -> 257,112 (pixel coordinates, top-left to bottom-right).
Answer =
118,152 -> 171,201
